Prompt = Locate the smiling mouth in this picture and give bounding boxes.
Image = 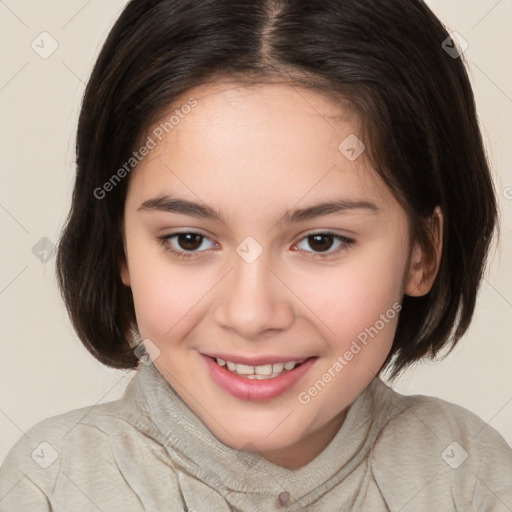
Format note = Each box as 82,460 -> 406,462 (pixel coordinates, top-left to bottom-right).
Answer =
203,354 -> 319,401
210,356 -> 310,380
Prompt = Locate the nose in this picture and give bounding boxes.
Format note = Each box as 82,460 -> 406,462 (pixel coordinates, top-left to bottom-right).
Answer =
213,248 -> 295,340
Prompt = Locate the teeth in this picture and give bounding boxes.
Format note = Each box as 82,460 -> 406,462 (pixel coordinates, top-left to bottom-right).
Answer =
255,364 -> 273,376
214,357 -> 306,379
236,364 -> 254,375
272,362 -> 284,373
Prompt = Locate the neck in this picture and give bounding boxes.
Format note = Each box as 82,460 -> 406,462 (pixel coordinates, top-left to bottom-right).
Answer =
260,408 -> 348,469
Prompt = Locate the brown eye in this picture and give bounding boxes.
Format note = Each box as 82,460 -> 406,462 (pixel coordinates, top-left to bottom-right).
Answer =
158,231 -> 217,260
307,234 -> 335,252
175,233 -> 204,251
294,232 -> 354,258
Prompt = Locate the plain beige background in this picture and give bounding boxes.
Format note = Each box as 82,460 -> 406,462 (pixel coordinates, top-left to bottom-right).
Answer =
0,0 -> 511,465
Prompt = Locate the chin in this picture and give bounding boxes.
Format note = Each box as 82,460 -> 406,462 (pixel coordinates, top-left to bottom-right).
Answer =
211,420 -> 301,453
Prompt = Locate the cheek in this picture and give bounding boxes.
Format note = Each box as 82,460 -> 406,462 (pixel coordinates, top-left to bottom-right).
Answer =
304,251 -> 403,324
127,248 -> 207,341
290,242 -> 407,351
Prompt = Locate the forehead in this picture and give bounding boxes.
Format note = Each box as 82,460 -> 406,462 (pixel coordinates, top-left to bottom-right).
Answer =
156,79 -> 360,148
128,81 -> 392,210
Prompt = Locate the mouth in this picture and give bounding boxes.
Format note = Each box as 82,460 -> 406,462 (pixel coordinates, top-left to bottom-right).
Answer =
201,354 -> 318,401
210,356 -> 308,380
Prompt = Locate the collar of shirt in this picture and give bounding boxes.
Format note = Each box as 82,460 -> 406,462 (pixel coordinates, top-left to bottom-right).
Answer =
115,362 -> 396,502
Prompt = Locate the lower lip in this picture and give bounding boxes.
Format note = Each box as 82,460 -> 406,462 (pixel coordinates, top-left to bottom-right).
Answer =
202,355 -> 317,401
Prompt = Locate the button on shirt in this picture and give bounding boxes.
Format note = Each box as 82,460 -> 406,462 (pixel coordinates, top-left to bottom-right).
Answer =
1,362 -> 511,511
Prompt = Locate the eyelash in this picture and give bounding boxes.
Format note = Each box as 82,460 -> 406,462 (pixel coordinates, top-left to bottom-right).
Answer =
157,231 -> 355,261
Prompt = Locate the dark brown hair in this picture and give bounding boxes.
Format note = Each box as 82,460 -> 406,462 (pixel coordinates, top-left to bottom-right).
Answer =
56,0 -> 498,377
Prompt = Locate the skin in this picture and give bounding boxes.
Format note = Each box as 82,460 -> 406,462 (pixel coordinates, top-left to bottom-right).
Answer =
120,80 -> 442,469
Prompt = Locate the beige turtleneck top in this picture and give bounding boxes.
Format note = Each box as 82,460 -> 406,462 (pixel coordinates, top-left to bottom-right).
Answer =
1,362 -> 511,511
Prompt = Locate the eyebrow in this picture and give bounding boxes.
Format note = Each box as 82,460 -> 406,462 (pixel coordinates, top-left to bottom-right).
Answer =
137,195 -> 379,226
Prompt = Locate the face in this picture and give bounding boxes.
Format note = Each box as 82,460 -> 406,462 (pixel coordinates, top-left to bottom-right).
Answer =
120,81 -> 433,469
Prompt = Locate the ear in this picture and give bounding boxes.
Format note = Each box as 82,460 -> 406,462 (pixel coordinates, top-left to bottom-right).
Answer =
120,259 -> 131,287
119,235 -> 131,287
405,206 -> 443,297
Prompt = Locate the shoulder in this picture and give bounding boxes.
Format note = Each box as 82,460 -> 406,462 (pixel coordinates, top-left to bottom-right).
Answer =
370,383 -> 512,511
0,402 -> 114,482
0,399 -> 166,510
378,386 -> 511,450
0,405 -> 90,510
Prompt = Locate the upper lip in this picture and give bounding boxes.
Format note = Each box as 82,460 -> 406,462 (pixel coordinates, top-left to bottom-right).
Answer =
202,353 -> 315,366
